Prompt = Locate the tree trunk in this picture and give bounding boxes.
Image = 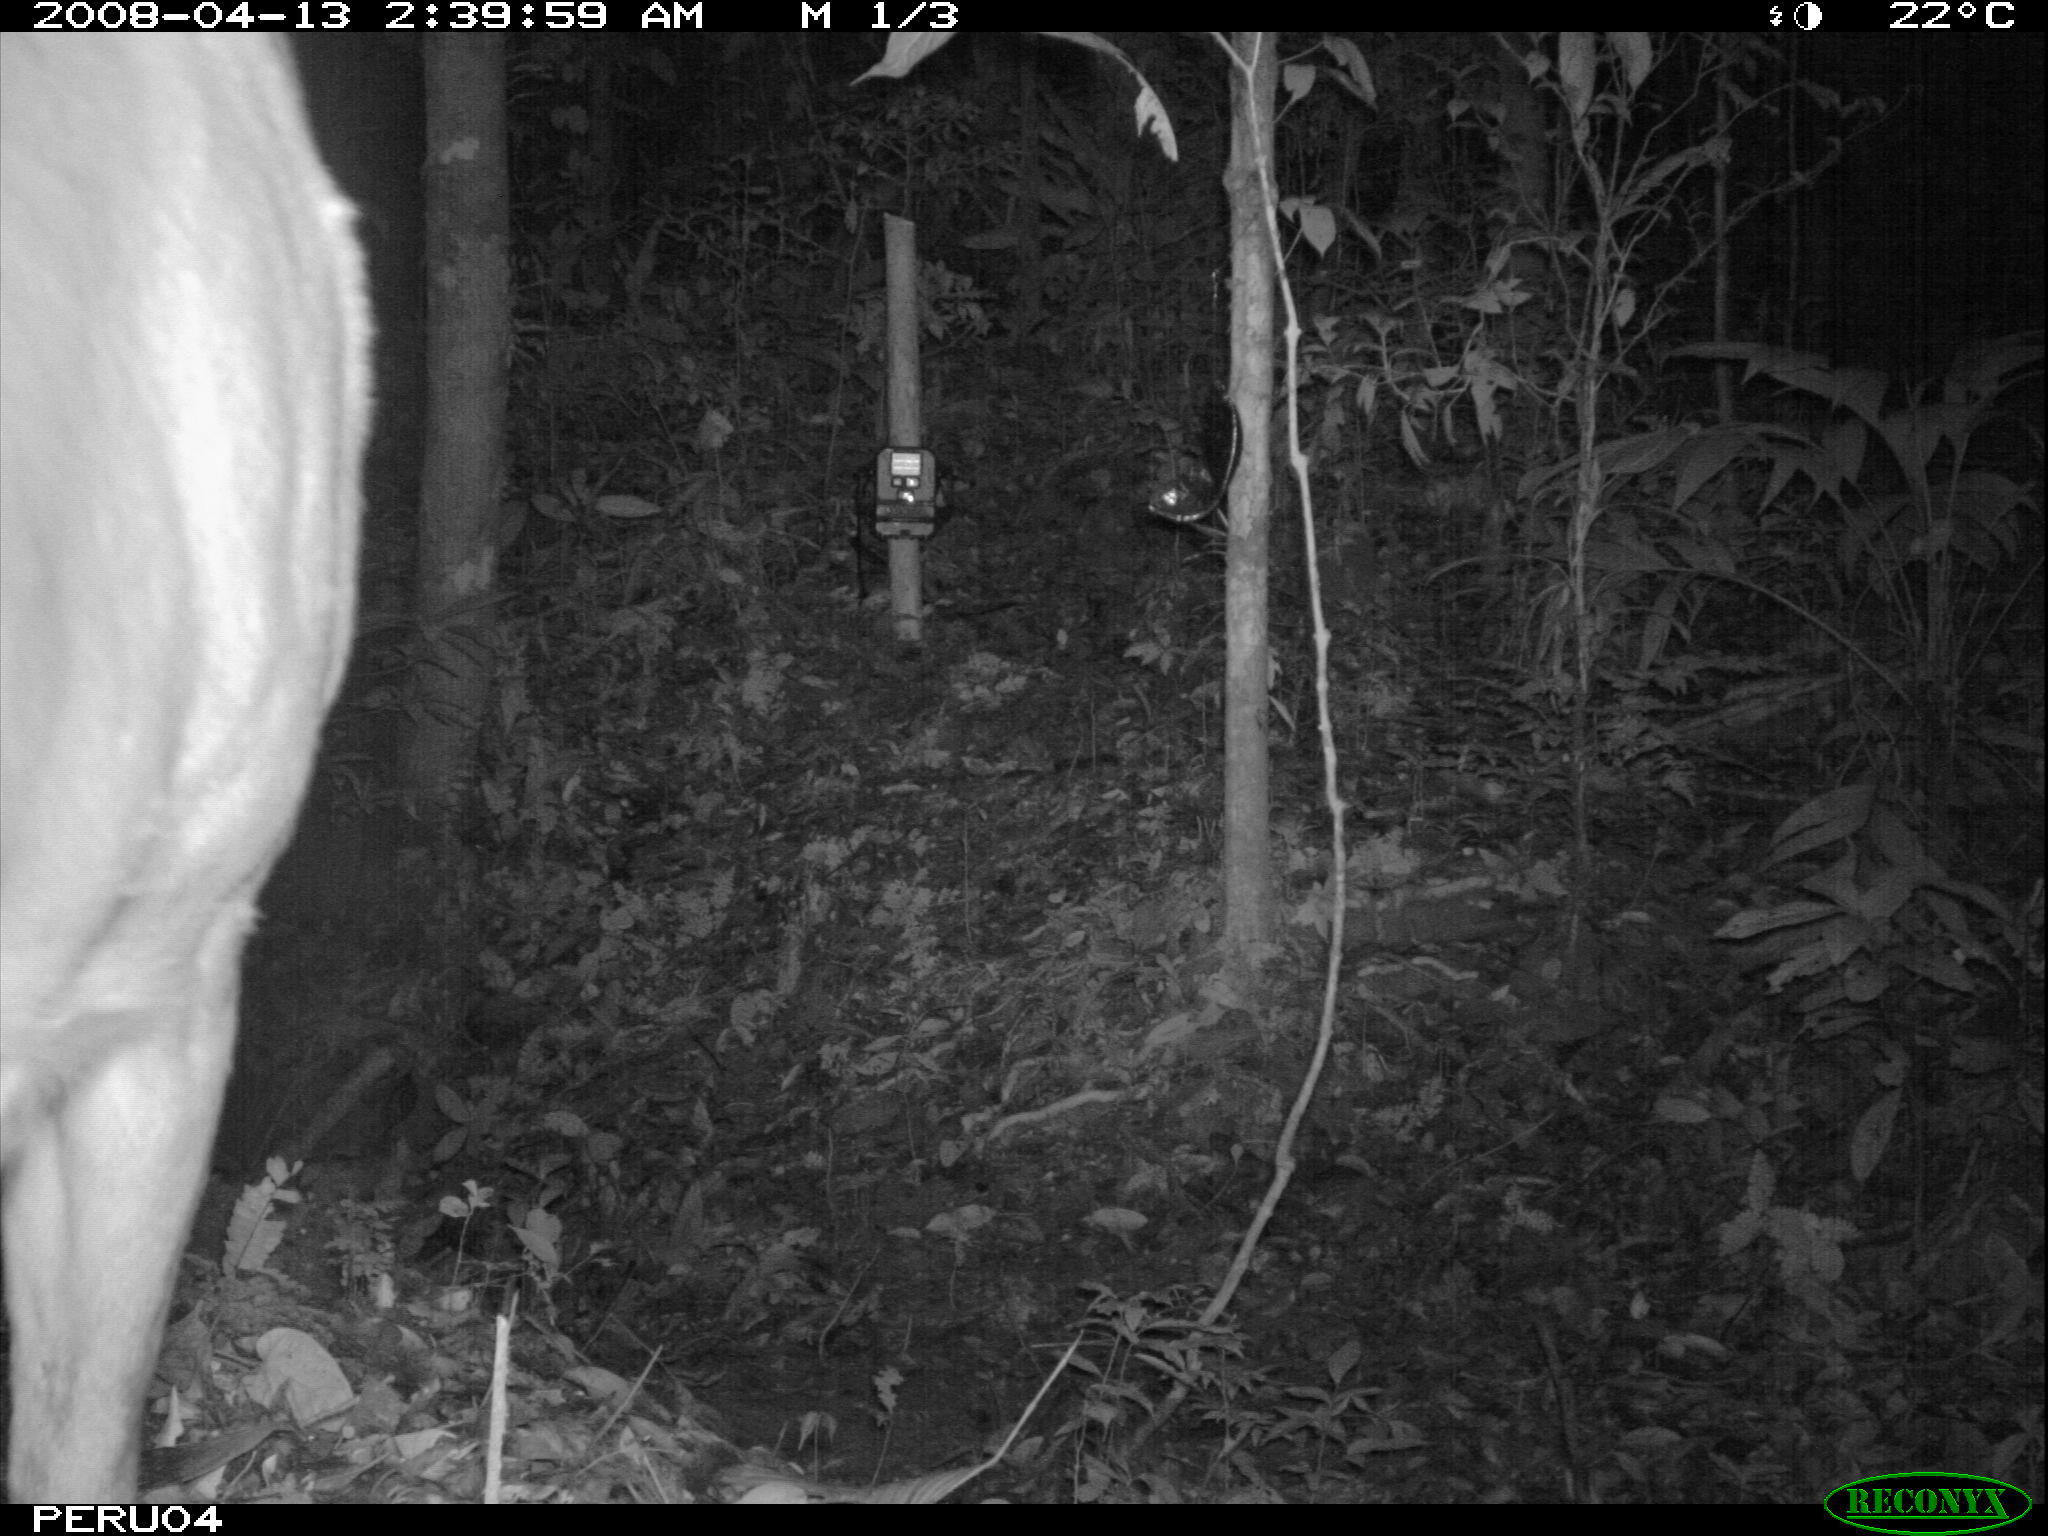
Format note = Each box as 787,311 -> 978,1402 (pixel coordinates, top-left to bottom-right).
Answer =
406,36 -> 509,819
1219,34 -> 1280,950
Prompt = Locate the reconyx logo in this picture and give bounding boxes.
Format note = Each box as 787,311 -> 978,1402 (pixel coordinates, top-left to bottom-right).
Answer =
1825,1472 -> 2032,1534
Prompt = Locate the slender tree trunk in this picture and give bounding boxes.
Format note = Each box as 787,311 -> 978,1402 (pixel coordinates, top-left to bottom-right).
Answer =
1220,34 -> 1279,949
406,36 -> 509,818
